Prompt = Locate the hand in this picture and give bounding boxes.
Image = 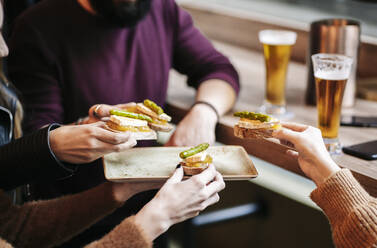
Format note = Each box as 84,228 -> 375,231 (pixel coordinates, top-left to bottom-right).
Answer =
87,103 -> 137,124
272,122 -> 341,186
49,122 -> 137,164
110,181 -> 163,203
134,164 -> 225,240
165,104 -> 217,146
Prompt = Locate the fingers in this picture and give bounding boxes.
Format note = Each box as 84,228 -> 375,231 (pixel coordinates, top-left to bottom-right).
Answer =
166,166 -> 184,184
286,149 -> 299,159
192,164 -> 217,185
115,102 -> 137,109
93,125 -> 135,145
201,193 -> 220,209
280,122 -> 309,132
273,128 -> 300,144
203,172 -> 225,197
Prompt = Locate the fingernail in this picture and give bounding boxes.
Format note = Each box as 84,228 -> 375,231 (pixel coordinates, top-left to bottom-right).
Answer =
176,164 -> 181,169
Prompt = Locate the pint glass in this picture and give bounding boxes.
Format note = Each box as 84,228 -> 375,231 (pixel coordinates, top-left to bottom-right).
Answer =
311,54 -> 353,154
259,30 -> 297,118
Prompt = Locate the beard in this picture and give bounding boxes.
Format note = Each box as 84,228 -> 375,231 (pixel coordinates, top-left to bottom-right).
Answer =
89,0 -> 152,27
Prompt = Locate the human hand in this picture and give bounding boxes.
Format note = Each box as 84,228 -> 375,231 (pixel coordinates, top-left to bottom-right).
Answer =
110,181 -> 163,203
49,122 -> 137,164
165,104 -> 217,146
272,122 -> 340,186
134,164 -> 225,240
87,103 -> 137,124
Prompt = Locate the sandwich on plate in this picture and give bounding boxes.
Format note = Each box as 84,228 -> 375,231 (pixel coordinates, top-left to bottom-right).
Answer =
179,143 -> 213,175
233,111 -> 281,139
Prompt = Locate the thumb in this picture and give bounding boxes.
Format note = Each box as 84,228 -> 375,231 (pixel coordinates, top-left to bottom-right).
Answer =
166,165 -> 184,184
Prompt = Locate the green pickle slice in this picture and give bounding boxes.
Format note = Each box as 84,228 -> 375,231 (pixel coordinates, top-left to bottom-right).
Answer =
234,111 -> 271,122
110,109 -> 153,123
179,143 -> 210,159
144,99 -> 164,115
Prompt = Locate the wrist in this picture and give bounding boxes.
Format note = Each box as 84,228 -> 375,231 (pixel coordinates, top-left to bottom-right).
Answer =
315,160 -> 341,186
190,104 -> 218,127
135,200 -> 171,241
110,183 -> 134,203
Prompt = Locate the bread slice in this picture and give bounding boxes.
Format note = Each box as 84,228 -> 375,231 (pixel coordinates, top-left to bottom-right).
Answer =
149,122 -> 174,132
110,115 -> 148,127
234,124 -> 274,139
181,163 -> 209,176
137,103 -> 172,122
105,124 -> 157,140
136,103 -> 159,119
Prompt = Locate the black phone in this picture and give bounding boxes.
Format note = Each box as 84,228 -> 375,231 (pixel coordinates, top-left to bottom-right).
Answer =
342,140 -> 377,160
341,116 -> 377,127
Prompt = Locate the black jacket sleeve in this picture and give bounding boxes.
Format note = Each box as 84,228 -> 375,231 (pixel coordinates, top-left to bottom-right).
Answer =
0,124 -> 76,191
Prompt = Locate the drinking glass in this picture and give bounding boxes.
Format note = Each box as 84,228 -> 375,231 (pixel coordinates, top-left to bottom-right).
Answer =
311,53 -> 353,154
258,30 -> 297,119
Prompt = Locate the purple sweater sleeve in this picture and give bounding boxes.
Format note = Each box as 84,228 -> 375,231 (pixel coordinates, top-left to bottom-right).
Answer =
8,18 -> 64,133
170,1 -> 240,94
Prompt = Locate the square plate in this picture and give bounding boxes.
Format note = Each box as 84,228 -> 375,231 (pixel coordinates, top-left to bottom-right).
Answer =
103,146 -> 258,182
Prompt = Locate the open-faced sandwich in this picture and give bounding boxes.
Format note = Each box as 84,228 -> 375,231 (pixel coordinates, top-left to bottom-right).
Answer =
179,143 -> 213,175
233,111 -> 281,139
106,109 -> 157,140
106,99 -> 173,140
118,100 -> 173,132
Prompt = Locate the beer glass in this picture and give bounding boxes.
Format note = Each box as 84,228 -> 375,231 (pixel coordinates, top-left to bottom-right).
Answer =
311,54 -> 353,155
258,30 -> 297,118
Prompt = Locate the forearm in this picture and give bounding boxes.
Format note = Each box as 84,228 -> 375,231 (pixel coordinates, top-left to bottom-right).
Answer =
311,169 -> 377,248
0,183 -> 126,248
0,125 -> 74,190
85,216 -> 152,248
195,79 -> 237,117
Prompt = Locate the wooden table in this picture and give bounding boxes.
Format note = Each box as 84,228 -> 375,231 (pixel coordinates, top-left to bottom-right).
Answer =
166,41 -> 377,196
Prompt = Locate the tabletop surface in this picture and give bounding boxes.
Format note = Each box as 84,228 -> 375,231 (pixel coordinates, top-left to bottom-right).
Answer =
166,41 -> 377,195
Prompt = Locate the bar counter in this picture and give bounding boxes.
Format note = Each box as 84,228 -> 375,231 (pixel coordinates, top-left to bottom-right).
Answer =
166,41 -> 377,197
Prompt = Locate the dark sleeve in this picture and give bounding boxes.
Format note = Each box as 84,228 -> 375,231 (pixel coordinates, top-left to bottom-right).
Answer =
169,1 -> 240,94
0,124 -> 76,191
0,183 -> 123,248
8,17 -> 64,133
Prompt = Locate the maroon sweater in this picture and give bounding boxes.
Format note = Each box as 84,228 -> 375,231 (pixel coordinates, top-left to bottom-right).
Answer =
7,0 -> 239,194
8,0 -> 239,132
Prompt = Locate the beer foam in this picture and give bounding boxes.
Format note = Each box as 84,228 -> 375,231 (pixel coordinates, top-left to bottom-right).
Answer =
314,71 -> 349,80
259,30 -> 297,45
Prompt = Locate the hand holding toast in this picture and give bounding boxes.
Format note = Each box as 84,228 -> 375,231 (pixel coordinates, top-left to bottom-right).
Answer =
134,164 -> 225,240
49,122 -> 137,164
273,122 -> 340,186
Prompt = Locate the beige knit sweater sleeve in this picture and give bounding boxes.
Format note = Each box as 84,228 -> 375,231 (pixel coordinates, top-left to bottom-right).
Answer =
0,183 -> 149,248
311,169 -> 377,248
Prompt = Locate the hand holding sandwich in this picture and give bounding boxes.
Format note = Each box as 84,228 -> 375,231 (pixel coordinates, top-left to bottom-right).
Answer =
273,122 -> 340,186
134,164 -> 225,240
50,122 -> 137,164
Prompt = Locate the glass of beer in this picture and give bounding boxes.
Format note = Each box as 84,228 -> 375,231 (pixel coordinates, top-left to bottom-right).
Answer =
258,30 -> 297,118
311,54 -> 353,154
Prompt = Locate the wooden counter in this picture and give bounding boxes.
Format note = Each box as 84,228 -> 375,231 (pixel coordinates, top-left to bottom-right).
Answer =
166,41 -> 377,197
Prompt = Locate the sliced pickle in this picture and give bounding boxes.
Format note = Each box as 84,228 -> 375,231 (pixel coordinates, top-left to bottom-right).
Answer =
234,111 -> 271,122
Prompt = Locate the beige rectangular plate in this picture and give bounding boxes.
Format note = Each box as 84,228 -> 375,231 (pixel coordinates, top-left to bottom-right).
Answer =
103,146 -> 258,182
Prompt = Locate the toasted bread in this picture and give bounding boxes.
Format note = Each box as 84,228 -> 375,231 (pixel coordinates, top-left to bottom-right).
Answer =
234,124 -> 274,139
136,103 -> 159,119
105,123 -> 157,140
137,103 -> 172,123
149,122 -> 174,132
181,163 -> 209,176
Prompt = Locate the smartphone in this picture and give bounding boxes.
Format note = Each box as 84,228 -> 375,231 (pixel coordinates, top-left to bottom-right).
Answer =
342,140 -> 377,160
341,116 -> 377,127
